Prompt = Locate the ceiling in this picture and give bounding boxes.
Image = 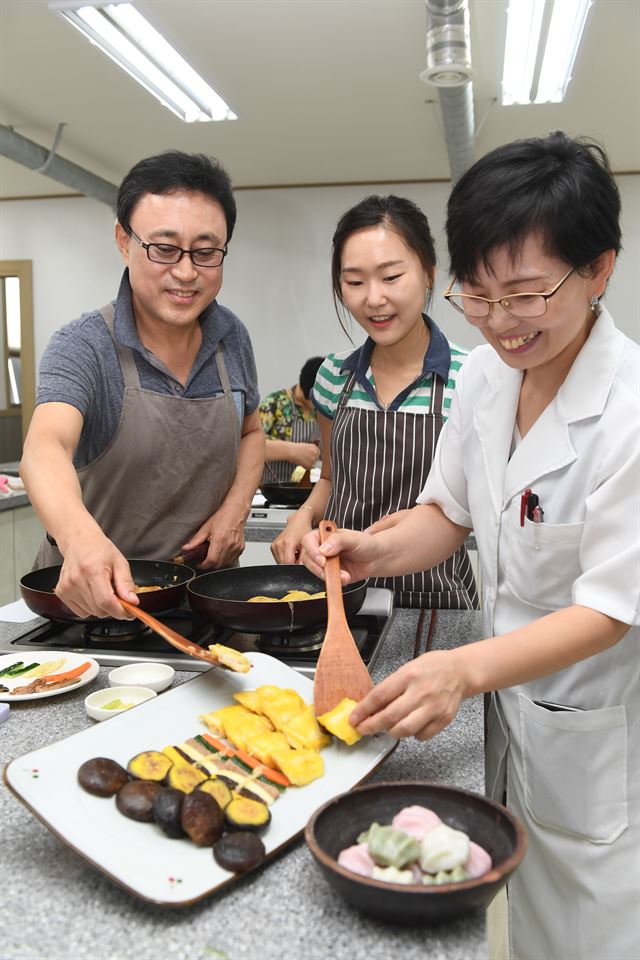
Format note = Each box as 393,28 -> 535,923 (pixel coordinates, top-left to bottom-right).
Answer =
1,0 -> 639,200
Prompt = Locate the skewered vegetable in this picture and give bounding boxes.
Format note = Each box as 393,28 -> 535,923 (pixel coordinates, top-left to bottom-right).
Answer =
116,780 -> 163,821
162,745 -> 208,792
197,778 -> 233,810
78,757 -> 129,797
224,795 -> 271,832
181,790 -> 225,846
213,832 -> 266,872
152,788 -> 186,839
128,750 -> 173,782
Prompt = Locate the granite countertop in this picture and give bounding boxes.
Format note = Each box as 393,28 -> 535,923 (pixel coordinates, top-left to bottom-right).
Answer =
1,608 -> 487,960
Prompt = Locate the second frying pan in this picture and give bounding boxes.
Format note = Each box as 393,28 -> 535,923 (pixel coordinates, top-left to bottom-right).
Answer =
187,564 -> 367,633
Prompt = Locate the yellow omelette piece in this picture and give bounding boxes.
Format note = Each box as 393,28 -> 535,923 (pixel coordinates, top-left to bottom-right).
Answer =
317,698 -> 362,745
282,706 -> 331,751
244,730 -> 291,767
200,704 -> 272,736
270,746 -> 325,786
208,643 -> 251,673
254,685 -> 307,728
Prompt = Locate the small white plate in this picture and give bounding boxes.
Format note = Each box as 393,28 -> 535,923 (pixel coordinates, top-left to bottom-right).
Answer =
85,685 -> 157,721
0,651 -> 99,702
108,662 -> 174,692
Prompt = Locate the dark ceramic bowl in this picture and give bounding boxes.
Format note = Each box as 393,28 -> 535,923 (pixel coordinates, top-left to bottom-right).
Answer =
305,781 -> 527,925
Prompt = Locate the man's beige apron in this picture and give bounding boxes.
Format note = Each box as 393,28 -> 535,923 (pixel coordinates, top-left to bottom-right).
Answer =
35,303 -> 241,567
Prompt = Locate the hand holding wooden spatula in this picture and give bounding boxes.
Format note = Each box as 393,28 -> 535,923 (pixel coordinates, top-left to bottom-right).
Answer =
313,519 -> 374,715
119,599 -> 250,672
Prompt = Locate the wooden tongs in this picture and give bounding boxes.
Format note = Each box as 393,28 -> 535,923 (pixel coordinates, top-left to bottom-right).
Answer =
313,519 -> 373,715
119,599 -> 250,673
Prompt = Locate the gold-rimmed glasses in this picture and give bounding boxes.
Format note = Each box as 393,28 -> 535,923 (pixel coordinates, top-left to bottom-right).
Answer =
444,268 -> 575,324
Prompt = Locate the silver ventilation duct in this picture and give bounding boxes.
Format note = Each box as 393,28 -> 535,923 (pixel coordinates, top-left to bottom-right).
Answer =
419,0 -> 476,183
0,124 -> 118,208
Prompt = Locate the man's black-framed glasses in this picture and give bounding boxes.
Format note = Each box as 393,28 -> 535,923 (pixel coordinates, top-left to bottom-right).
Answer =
444,267 -> 575,324
128,227 -> 228,267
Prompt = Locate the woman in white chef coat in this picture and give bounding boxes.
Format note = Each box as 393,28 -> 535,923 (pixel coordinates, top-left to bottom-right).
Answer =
301,132 -> 639,960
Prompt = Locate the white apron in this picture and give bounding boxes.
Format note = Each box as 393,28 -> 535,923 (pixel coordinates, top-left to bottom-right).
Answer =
419,309 -> 640,960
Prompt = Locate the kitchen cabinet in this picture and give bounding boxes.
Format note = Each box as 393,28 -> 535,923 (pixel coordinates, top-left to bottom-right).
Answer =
0,503 -> 43,604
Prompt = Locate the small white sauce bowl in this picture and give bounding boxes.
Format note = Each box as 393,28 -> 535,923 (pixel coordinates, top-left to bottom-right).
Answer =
107,662 -> 175,693
85,685 -> 157,722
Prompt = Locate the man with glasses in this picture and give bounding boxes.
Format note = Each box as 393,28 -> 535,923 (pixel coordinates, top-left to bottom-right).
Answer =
21,151 -> 264,620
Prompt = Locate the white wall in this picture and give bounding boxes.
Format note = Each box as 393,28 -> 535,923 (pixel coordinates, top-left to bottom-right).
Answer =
0,174 -> 638,397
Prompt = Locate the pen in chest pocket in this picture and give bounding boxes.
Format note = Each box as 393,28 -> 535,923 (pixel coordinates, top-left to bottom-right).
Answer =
520,488 -> 544,527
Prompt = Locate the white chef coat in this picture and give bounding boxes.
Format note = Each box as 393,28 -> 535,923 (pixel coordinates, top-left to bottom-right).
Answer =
418,307 -> 640,960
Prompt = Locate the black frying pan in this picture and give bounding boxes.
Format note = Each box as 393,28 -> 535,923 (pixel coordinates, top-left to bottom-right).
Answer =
20,560 -> 197,622
187,564 -> 367,633
259,482 -> 313,507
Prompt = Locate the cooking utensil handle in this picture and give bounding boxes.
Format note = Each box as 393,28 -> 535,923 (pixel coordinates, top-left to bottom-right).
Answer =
171,543 -> 209,566
319,519 -> 346,622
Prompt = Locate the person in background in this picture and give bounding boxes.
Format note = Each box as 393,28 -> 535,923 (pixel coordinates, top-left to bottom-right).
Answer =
259,356 -> 324,482
301,133 -> 639,960
21,151 -> 264,620
272,195 -> 477,611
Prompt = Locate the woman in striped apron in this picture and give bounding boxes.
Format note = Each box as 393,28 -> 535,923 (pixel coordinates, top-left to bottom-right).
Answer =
272,194 -> 477,611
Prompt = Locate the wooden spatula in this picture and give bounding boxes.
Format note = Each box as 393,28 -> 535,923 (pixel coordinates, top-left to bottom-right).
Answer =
119,599 -> 244,671
313,519 -> 374,715
299,468 -> 312,488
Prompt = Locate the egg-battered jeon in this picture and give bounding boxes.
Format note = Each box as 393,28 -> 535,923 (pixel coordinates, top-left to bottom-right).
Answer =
244,730 -> 291,768
200,704 -> 274,753
317,697 -> 362,745
246,590 -> 326,603
236,685 -> 306,728
280,706 -> 331,751
269,746 -> 325,787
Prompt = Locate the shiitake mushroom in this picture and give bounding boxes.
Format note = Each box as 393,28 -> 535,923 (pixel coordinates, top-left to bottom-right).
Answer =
181,790 -> 224,846
152,787 -> 185,839
116,780 -> 163,822
213,832 -> 266,873
224,796 -> 271,832
78,757 -> 129,797
128,750 -> 173,782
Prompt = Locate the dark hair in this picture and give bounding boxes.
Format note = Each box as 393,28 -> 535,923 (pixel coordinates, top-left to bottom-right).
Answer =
117,151 -> 237,242
299,356 -> 324,399
446,131 -> 621,282
331,195 -> 437,333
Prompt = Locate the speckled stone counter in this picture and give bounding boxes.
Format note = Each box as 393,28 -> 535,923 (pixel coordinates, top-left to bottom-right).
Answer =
1,608 -> 487,960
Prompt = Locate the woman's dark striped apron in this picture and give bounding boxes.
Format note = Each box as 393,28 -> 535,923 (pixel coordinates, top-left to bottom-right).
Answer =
262,389 -> 319,484
325,371 -> 478,609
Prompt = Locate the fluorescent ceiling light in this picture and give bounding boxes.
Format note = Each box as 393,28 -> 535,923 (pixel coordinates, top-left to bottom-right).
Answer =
50,2 -> 236,123
501,0 -> 592,105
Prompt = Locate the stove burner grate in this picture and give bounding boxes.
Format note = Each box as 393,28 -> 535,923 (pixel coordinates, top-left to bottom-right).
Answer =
81,619 -> 151,644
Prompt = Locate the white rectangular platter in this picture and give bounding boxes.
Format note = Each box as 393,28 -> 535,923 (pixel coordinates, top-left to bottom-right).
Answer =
4,652 -> 395,906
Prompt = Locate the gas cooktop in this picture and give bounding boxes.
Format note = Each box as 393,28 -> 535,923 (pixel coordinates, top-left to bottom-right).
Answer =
3,588 -> 394,679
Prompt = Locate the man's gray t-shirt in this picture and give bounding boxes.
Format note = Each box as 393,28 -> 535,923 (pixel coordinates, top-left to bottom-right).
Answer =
37,270 -> 260,469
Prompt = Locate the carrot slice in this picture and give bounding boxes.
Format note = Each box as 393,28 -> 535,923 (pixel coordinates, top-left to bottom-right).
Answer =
40,661 -> 92,683
202,733 -> 291,787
